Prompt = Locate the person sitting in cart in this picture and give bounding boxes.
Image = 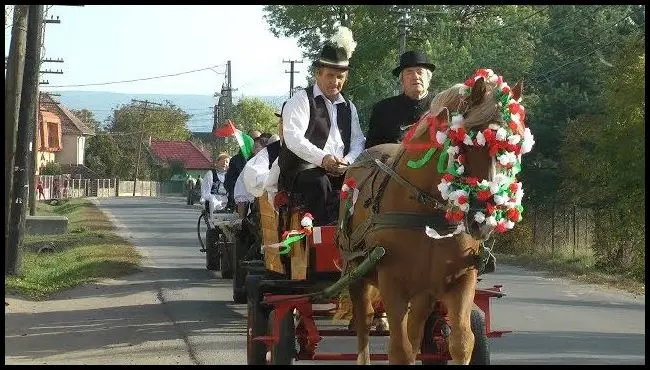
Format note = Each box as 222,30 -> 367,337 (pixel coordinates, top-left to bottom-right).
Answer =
278,26 -> 366,226
225,129 -> 262,210
201,152 -> 231,224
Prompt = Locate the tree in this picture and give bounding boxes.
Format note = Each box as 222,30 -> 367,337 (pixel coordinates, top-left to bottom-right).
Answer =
41,161 -> 62,175
84,101 -> 192,179
70,108 -> 101,133
231,97 -> 279,136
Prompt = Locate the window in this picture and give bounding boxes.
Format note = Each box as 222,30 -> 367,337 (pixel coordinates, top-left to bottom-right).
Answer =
47,122 -> 59,149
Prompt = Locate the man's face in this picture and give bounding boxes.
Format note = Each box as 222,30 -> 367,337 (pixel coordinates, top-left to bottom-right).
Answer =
316,67 -> 348,100
216,157 -> 229,171
401,66 -> 430,97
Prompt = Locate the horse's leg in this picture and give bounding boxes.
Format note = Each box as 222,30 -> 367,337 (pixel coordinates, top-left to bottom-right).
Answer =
349,279 -> 374,365
378,271 -> 411,364
440,270 -> 478,365
407,293 -> 436,364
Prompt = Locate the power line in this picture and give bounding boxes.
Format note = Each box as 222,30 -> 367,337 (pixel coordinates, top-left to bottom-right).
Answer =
46,64 -> 226,88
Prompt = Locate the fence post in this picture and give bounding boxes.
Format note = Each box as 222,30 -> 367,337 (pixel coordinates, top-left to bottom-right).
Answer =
551,203 -> 556,256
572,205 -> 577,258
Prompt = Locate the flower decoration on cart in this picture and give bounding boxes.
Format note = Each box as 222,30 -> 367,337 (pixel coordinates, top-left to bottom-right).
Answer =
261,213 -> 314,255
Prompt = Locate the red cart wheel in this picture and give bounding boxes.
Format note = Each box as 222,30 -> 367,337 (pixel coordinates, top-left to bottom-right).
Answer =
266,309 -> 296,364
246,275 -> 269,365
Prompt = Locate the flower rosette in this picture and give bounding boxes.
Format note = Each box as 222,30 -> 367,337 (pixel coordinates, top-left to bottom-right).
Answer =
432,68 -> 535,236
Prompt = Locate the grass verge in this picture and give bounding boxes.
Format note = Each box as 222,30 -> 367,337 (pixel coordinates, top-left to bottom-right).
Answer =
5,199 -> 142,300
494,251 -> 645,297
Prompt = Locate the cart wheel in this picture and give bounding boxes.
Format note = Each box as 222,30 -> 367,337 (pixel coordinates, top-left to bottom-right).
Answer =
219,233 -> 233,279
469,309 -> 490,365
246,274 -> 269,365
267,309 -> 296,364
421,312 -> 448,365
421,309 -> 490,365
205,228 -> 220,271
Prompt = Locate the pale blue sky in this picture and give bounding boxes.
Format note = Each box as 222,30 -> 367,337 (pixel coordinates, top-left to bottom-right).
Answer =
5,5 -> 309,96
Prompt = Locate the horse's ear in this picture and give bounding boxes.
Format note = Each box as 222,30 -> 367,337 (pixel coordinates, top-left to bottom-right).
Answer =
469,77 -> 486,106
511,80 -> 523,101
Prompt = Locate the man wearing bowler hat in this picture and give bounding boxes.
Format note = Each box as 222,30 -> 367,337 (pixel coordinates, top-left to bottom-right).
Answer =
365,50 -> 436,149
278,26 -> 366,226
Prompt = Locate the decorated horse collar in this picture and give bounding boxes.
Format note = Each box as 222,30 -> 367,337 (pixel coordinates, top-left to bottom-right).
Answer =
403,69 -> 536,238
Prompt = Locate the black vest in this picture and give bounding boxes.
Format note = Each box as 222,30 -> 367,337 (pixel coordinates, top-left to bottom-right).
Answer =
266,140 -> 281,170
210,169 -> 227,196
278,85 -> 352,190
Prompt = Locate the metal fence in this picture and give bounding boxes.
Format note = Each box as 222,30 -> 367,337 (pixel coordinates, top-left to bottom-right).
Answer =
526,204 -> 595,258
36,175 -> 91,200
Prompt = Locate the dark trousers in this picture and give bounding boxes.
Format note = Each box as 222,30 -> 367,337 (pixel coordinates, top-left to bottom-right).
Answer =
293,168 -> 343,226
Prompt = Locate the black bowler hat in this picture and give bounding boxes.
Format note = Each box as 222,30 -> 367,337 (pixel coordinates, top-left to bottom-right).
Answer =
312,26 -> 357,71
275,101 -> 287,118
392,50 -> 436,77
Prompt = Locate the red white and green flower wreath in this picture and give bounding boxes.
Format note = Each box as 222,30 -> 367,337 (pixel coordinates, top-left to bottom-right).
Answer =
394,68 -> 535,238
425,68 -> 535,238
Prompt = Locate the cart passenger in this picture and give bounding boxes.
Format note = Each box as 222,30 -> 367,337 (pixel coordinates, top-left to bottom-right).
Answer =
278,26 -> 365,226
201,152 -> 230,223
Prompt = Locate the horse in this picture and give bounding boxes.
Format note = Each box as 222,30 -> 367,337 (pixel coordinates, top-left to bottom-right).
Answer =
335,71 -> 526,365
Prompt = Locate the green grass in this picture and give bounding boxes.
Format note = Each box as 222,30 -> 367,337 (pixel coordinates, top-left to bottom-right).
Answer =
495,249 -> 645,297
5,199 -> 143,300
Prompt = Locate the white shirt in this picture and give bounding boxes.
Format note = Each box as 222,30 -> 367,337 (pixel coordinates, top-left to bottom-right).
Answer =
282,85 -> 366,167
234,170 -> 255,203
201,169 -> 228,209
242,145 -> 272,198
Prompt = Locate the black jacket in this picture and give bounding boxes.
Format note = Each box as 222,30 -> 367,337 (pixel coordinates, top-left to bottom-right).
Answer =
224,153 -> 246,207
365,93 -> 435,149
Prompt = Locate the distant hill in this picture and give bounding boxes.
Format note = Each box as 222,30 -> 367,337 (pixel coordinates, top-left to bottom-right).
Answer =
55,91 -> 287,133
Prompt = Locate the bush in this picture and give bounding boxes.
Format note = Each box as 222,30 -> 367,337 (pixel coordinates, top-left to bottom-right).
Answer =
41,161 -> 62,175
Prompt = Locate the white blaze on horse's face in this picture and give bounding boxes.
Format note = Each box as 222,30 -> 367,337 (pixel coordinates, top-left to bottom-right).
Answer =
465,155 -> 497,241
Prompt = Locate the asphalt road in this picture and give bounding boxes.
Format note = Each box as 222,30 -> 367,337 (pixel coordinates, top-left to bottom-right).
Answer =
4,197 -> 645,365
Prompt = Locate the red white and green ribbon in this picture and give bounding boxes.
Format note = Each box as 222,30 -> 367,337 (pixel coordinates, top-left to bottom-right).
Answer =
261,213 -> 314,255
339,178 -> 359,230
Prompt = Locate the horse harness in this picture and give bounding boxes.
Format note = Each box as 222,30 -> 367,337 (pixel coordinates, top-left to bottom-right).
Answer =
338,149 -> 461,262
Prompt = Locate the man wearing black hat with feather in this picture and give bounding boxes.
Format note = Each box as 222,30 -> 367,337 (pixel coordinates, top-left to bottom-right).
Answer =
278,26 -> 366,226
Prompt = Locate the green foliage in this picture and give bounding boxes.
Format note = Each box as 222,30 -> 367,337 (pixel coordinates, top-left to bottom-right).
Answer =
41,161 -> 62,175
85,101 -> 192,179
169,159 -> 186,176
231,97 -> 279,136
558,33 -> 645,280
70,108 -> 101,133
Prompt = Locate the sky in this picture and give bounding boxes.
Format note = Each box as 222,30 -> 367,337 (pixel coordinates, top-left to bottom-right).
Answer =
4,5 -> 310,97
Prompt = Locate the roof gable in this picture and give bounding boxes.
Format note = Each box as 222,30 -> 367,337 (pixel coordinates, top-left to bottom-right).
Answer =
148,140 -> 214,170
39,93 -> 95,136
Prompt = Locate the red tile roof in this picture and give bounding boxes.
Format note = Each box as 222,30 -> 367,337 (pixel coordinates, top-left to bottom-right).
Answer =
148,140 -> 214,170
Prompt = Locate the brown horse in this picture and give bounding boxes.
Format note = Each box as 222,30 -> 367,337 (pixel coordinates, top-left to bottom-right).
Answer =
335,75 -> 523,364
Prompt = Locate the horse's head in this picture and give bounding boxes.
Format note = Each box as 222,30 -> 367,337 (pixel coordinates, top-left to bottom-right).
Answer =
402,68 -> 533,242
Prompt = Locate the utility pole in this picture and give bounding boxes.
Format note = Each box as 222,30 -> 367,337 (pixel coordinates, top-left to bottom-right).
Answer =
7,4 -> 44,276
30,13 -> 64,216
284,59 -> 303,98
131,99 -> 163,196
5,5 -> 29,260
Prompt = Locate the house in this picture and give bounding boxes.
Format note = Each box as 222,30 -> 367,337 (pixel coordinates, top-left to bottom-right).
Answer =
38,93 -> 95,175
147,139 -> 215,180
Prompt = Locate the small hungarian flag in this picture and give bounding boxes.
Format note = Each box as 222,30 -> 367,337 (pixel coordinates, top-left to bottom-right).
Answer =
213,120 -> 255,160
